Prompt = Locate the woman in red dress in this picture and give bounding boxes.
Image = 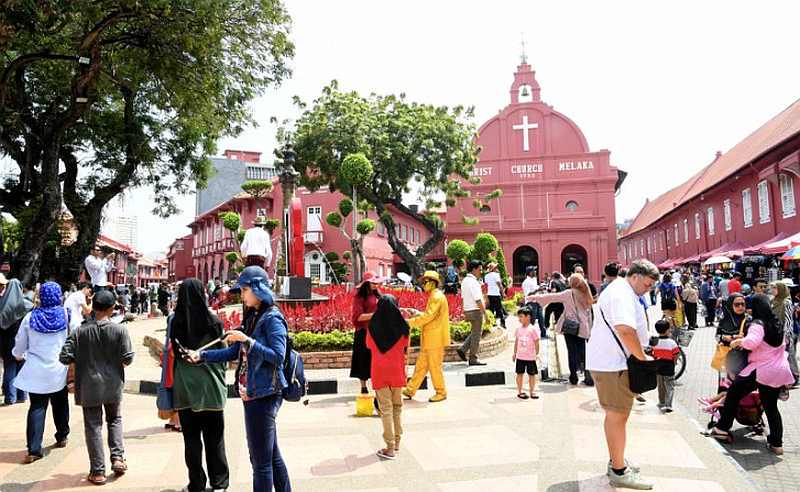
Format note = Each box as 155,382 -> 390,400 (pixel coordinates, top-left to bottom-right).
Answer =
351,272 -> 382,393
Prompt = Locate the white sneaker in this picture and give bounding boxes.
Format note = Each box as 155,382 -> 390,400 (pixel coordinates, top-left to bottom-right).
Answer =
607,459 -> 641,474
608,467 -> 654,490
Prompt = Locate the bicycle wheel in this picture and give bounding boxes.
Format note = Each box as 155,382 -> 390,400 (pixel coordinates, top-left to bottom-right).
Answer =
674,347 -> 687,380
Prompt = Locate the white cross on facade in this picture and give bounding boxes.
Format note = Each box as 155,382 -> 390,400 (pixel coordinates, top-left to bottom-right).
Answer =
512,114 -> 538,152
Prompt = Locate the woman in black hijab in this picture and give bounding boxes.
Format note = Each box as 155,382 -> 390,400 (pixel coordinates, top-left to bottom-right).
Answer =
169,279 -> 229,492
710,294 -> 794,454
717,293 -> 748,341
368,295 -> 410,355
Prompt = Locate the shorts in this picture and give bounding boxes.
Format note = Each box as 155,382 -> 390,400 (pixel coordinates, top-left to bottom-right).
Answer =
593,370 -> 636,412
515,359 -> 538,375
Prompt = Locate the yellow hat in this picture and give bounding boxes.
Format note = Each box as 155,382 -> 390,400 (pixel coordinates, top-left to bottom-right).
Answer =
418,270 -> 441,286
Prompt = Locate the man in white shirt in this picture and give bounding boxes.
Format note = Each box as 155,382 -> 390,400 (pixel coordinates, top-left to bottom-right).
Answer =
522,266 -> 547,338
586,259 -> 658,490
65,282 -> 93,330
484,262 -> 506,328
84,246 -> 115,293
458,260 -> 488,366
240,216 -> 273,272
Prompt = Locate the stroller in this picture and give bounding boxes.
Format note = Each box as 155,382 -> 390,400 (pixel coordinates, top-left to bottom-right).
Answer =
705,389 -> 765,439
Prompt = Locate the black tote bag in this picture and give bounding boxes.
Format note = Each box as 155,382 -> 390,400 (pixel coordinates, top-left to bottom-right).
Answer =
599,308 -> 659,394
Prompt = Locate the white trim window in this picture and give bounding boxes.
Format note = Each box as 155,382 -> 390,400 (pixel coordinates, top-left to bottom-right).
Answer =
306,206 -> 323,231
707,207 -> 715,236
742,188 -> 753,228
683,219 -> 688,243
779,174 -> 796,218
757,180 -> 770,224
694,213 -> 701,239
723,199 -> 732,231
674,223 -> 679,244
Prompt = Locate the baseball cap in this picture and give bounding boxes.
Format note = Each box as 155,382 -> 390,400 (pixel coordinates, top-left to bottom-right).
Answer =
93,290 -> 117,311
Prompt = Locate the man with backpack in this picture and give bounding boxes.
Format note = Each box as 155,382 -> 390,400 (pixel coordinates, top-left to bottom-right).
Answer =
659,273 -> 679,323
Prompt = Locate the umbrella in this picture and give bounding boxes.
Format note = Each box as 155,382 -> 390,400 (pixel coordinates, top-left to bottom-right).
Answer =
780,246 -> 800,261
704,255 -> 733,265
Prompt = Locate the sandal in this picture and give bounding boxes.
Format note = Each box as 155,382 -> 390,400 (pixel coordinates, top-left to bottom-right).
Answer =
517,393 -> 529,400
376,448 -> 396,460
111,458 -> 127,475
87,473 -> 107,485
530,393 -> 540,399
706,428 -> 733,443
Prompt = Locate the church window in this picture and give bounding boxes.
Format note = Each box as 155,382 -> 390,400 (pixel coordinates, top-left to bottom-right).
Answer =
565,201 -> 578,212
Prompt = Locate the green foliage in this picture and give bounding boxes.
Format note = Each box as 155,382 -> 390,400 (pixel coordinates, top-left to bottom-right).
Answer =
342,250 -> 352,260
472,233 -> 499,261
325,212 -> 343,228
446,239 -> 472,263
218,212 -> 240,233
237,230 -> 246,243
292,330 -> 354,352
324,252 -> 348,284
503,292 -> 524,314
325,252 -> 340,262
356,218 -> 376,236
241,180 -> 274,198
485,189 -> 503,200
462,216 -> 480,226
225,252 -> 239,264
339,153 -> 374,187
264,218 -> 280,235
495,244 -> 511,287
1,217 -> 22,255
338,198 -> 353,218
0,0 -> 294,281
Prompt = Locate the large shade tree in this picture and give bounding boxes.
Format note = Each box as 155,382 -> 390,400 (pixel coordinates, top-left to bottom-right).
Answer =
0,0 -> 293,284
280,81 -> 497,279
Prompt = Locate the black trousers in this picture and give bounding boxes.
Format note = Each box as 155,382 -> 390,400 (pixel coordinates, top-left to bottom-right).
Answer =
563,333 -> 588,384
715,371 -> 783,447
684,301 -> 698,328
178,409 -> 229,492
703,299 -> 717,326
487,295 -> 505,326
525,302 -> 547,338
545,304 -> 564,329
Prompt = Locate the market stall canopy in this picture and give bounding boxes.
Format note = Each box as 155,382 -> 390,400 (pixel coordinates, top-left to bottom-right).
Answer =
680,254 -> 702,264
780,246 -> 800,261
704,255 -> 733,265
743,232 -> 788,255
699,241 -> 747,261
760,231 -> 800,255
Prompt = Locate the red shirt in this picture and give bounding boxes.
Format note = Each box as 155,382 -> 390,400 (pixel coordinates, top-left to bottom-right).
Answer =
366,332 -> 408,389
351,294 -> 379,331
727,279 -> 742,294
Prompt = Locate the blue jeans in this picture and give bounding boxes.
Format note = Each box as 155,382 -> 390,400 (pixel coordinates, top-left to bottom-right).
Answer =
27,387 -> 70,456
243,394 -> 290,492
2,357 -> 27,404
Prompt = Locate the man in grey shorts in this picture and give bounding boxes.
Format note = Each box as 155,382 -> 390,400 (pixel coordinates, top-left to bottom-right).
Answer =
586,259 -> 659,490
457,260 -> 489,366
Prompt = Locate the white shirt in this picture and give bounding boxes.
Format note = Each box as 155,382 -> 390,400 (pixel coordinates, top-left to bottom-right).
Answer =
85,255 -> 114,286
240,227 -> 273,266
12,313 -> 69,394
522,276 -> 539,296
64,291 -> 87,330
485,271 -> 502,297
460,274 -> 484,311
586,277 -> 648,372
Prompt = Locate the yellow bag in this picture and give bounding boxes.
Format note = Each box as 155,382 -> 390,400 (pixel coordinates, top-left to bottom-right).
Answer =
710,318 -> 746,371
355,394 -> 375,417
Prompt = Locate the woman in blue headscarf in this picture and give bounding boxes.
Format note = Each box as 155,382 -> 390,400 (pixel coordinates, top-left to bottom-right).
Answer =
187,266 -> 291,492
0,279 -> 33,404
13,281 -> 70,464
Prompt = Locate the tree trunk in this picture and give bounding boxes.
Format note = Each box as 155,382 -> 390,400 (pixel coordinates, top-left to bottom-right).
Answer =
58,205 -> 105,284
350,238 -> 364,284
10,143 -> 62,285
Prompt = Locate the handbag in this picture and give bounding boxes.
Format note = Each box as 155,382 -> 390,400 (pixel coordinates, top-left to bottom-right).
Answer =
725,348 -> 749,377
156,316 -> 175,420
710,318 -> 746,370
599,308 -> 659,394
561,291 -> 581,337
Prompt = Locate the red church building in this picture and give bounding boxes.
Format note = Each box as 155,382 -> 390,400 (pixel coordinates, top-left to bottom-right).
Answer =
445,60 -> 625,283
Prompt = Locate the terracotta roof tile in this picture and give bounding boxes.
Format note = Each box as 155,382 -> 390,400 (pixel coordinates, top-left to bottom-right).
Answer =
623,98 -> 800,237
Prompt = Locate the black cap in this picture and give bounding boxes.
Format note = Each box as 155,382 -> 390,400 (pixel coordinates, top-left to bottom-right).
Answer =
93,290 -> 116,311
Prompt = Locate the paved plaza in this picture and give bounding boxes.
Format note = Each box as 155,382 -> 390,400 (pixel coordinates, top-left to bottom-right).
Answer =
0,311 -> 762,492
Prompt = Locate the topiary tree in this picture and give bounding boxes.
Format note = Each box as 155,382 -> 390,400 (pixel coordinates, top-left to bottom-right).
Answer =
470,233 -> 499,263
323,153 -> 375,283
324,252 -> 348,285
219,211 -> 244,273
446,239 -> 472,266
494,244 -> 511,288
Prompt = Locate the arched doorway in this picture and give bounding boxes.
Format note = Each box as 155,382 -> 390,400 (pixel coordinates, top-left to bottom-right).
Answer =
561,244 -> 588,276
513,246 -> 539,285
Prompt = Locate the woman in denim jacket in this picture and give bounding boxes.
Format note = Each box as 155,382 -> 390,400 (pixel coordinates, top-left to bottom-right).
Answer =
190,266 -> 290,492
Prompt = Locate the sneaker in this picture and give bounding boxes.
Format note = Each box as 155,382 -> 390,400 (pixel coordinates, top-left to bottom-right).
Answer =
663,406 -> 673,413
428,394 -> 447,403
607,459 -> 641,474
456,348 -> 467,362
608,467 -> 653,490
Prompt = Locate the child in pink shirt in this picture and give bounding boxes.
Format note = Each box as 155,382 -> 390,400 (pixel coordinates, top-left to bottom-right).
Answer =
513,307 -> 541,399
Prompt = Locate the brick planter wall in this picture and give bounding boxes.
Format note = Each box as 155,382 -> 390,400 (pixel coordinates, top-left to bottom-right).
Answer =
145,327 -> 508,370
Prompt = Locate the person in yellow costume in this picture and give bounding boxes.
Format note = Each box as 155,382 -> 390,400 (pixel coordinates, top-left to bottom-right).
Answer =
402,271 -> 450,403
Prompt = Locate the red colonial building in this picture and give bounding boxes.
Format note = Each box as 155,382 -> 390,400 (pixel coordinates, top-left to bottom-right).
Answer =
619,99 -> 800,268
189,182 -> 431,284
445,61 -> 625,283
167,234 -> 195,282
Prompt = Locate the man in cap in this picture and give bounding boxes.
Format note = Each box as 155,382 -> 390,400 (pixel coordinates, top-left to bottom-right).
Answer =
402,271 -> 449,402
240,216 -> 273,271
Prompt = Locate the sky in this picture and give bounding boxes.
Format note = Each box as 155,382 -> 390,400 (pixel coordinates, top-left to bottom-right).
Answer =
109,0 -> 800,255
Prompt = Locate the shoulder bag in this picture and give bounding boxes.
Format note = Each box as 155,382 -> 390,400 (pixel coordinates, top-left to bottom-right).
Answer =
599,308 -> 659,394
710,317 -> 745,371
561,291 -> 581,337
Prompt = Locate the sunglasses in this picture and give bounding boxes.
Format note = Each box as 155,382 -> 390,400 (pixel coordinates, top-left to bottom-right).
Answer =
733,302 -> 746,307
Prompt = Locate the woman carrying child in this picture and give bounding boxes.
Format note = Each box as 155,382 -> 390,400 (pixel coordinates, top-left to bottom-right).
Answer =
709,294 -> 794,455
365,294 -> 410,460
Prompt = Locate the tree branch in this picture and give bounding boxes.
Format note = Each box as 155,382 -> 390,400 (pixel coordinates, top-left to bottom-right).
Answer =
0,52 -> 77,109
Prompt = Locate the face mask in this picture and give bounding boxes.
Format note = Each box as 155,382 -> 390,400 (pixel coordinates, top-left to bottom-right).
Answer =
423,282 -> 436,293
